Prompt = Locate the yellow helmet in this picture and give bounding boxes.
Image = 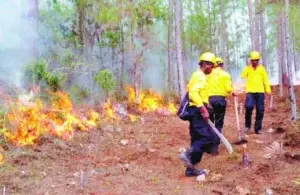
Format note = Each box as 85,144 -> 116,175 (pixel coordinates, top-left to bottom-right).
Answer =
198,52 -> 216,65
215,57 -> 224,65
249,51 -> 260,60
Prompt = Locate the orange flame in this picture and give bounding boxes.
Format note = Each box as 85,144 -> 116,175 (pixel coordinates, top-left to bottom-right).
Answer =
4,91 -> 99,145
103,99 -> 117,120
125,86 -> 176,114
3,86 -> 177,146
0,153 -> 3,165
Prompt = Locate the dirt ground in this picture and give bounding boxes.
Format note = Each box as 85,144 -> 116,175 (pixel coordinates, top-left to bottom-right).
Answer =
1,86 -> 300,195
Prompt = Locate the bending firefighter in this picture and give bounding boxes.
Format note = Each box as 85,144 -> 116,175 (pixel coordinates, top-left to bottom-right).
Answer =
207,57 -> 233,154
240,51 -> 271,134
179,52 -> 219,177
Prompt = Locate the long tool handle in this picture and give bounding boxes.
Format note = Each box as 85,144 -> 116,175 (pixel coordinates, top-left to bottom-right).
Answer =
234,97 -> 240,130
208,120 -> 233,154
234,97 -> 241,140
269,95 -> 273,109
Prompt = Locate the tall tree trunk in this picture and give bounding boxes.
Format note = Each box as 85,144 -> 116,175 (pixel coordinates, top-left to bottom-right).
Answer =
131,32 -> 139,103
168,0 -> 174,94
207,0 -> 212,50
258,3 -> 267,69
119,24 -> 125,93
254,0 -> 260,51
285,0 -> 298,120
174,0 -> 185,100
248,0 -> 255,50
281,13 -> 288,85
136,27 -> 147,103
220,0 -> 228,69
180,1 -> 188,81
292,21 -> 298,73
77,3 -> 84,53
28,0 -> 39,59
278,13 -> 285,97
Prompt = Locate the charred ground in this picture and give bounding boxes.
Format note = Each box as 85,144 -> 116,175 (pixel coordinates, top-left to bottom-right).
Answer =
1,86 -> 300,195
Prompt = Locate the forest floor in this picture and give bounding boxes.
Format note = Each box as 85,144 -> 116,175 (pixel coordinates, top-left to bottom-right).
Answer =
1,86 -> 300,195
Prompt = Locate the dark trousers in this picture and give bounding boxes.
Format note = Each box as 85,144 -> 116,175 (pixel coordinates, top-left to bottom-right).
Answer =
209,96 -> 227,132
188,107 -> 219,165
245,93 -> 265,132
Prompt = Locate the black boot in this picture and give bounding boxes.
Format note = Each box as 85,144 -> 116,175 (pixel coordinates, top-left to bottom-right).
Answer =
185,167 -> 206,177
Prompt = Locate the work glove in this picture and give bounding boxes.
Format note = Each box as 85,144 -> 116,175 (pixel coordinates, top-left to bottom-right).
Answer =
199,106 -> 209,123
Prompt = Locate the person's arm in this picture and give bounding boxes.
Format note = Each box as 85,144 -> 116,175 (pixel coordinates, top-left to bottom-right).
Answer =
240,67 -> 248,79
262,67 -> 271,93
224,73 -> 233,95
188,72 -> 210,122
188,73 -> 206,107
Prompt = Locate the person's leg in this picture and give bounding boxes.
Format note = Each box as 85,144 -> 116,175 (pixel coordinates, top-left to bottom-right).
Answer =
211,97 -> 226,154
214,97 -> 226,131
180,108 -> 211,176
245,93 -> 255,132
179,120 -> 195,168
209,97 -> 215,124
185,140 -> 206,177
255,93 -> 265,134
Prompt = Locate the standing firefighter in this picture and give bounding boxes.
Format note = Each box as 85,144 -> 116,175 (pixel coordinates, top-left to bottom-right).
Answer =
207,57 -> 233,154
179,52 -> 218,177
241,51 -> 271,134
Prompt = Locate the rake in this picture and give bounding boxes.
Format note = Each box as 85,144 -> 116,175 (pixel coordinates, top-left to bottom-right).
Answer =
233,96 -> 248,145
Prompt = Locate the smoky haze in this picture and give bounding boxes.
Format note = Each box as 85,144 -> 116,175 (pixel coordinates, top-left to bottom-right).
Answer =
0,0 -> 38,88
0,0 -> 291,99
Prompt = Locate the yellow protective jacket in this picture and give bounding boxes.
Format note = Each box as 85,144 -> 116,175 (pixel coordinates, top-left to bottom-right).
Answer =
187,70 -> 208,107
240,65 -> 271,93
207,67 -> 233,97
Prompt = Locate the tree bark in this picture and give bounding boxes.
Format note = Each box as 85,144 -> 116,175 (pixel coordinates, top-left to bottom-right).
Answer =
220,0 -> 228,69
248,0 -> 255,50
208,0 -> 213,50
119,24 -> 125,93
168,0 -> 174,94
174,0 -> 185,100
77,2 -> 85,56
254,0 -> 260,51
258,3 -> 267,69
278,13 -> 285,97
284,0 -> 298,120
292,21 -> 298,73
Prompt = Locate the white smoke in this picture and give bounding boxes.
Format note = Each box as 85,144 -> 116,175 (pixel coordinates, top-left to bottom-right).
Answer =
0,0 -> 37,88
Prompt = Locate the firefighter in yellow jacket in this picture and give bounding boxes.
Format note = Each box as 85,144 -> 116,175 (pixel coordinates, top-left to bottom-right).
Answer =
206,57 -> 233,154
179,52 -> 218,177
241,51 -> 271,134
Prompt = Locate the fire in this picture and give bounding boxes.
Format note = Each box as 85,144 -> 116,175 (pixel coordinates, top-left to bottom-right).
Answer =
0,153 -> 3,165
125,86 -> 176,114
2,86 -> 177,146
4,100 -> 46,145
168,103 -> 177,114
3,91 -> 100,145
128,114 -> 137,122
103,100 -> 117,120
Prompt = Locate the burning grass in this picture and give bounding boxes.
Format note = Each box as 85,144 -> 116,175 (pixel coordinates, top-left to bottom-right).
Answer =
1,91 -> 99,146
0,87 -> 177,148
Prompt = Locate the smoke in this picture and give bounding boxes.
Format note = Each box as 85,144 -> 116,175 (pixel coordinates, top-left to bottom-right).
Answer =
0,0 -> 38,88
